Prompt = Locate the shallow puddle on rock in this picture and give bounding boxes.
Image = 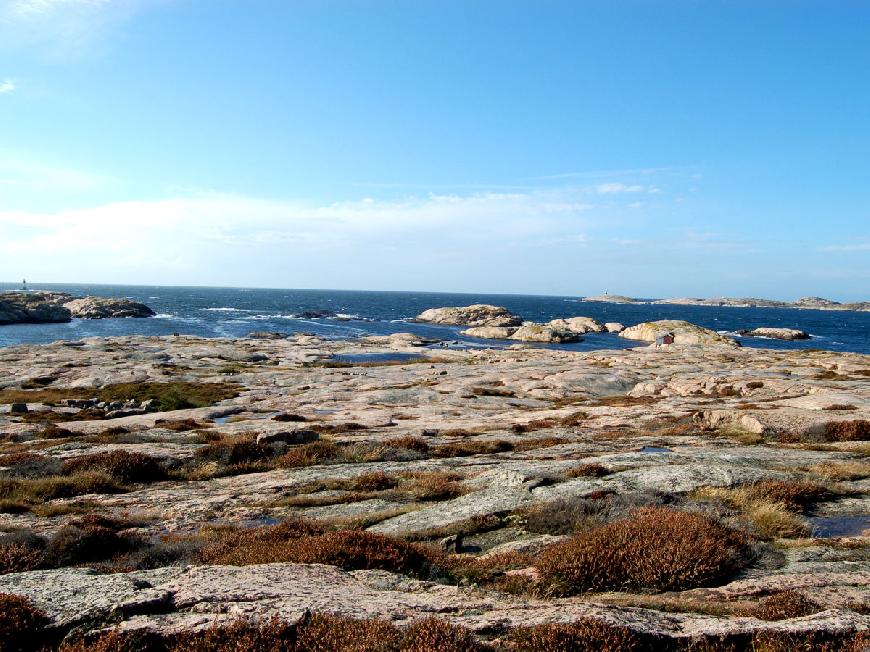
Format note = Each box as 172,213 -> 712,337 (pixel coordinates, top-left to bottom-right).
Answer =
808,515 -> 869,538
330,352 -> 426,364
640,446 -> 673,453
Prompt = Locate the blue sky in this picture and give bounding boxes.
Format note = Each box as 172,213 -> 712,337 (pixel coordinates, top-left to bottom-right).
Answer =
0,1 -> 868,300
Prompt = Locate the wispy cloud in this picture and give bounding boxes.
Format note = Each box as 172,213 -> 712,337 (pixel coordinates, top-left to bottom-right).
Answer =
0,80 -> 15,94
0,0 -> 166,57
0,150 -> 111,191
596,182 -> 646,194
0,189 -> 599,282
819,243 -> 870,252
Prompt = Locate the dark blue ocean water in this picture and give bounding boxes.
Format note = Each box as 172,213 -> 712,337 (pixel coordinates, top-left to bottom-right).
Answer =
1,284 -> 868,354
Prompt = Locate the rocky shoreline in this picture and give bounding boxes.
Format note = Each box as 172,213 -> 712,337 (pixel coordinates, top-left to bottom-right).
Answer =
582,295 -> 870,312
0,292 -> 155,325
0,324 -> 867,648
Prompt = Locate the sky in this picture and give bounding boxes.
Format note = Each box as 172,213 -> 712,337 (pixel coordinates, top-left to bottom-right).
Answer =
0,0 -> 868,300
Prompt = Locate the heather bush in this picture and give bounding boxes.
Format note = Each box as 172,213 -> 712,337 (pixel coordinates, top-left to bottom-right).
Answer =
748,590 -> 822,621
0,593 -> 50,651
567,462 -> 611,478
0,471 -> 125,504
62,451 -> 167,484
353,471 -> 399,492
535,507 -> 755,595
0,452 -> 62,478
824,420 -> 869,442
522,491 -> 673,536
508,619 -> 660,652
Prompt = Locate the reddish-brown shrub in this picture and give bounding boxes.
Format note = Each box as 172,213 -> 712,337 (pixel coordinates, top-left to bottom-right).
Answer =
742,480 -> 830,512
62,451 -> 166,484
535,508 -> 755,595
195,439 -> 273,466
431,440 -> 514,457
824,420 -> 870,442
567,463 -> 611,478
402,617 -> 485,652
0,593 -> 49,650
403,471 -> 464,501
748,590 -> 822,621
277,441 -> 343,467
0,541 -> 43,574
155,418 -> 207,432
512,437 -> 569,452
508,619 -> 659,652
294,613 -> 399,652
201,524 -> 435,579
386,436 -> 430,453
353,471 -> 399,492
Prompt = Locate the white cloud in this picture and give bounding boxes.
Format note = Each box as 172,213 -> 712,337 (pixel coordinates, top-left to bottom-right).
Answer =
596,183 -> 646,195
0,80 -> 15,94
0,189 -> 596,283
819,243 -> 870,252
0,151 -> 111,191
0,0 -> 166,57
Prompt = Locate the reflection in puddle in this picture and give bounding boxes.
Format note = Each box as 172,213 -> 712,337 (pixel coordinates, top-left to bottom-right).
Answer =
640,446 -> 673,453
808,515 -> 869,538
330,352 -> 426,364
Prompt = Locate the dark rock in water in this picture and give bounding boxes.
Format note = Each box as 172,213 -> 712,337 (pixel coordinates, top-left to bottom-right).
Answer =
0,291 -> 155,324
249,331 -> 289,340
256,430 -> 319,445
0,292 -> 72,325
63,297 -> 155,319
296,310 -> 337,319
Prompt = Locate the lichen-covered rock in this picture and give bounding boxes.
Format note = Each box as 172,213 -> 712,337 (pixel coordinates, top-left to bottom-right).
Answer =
547,317 -> 606,334
63,297 -> 156,319
620,320 -> 739,347
510,323 -> 582,343
415,304 -> 522,327
742,328 -> 810,341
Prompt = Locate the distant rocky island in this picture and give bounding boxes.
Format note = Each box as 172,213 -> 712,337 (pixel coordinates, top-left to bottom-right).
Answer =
0,291 -> 155,325
581,294 -> 870,312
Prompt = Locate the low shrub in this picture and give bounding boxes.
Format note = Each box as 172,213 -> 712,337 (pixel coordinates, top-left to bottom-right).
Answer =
402,617 -> 485,652
567,463 -> 610,478
824,420 -> 870,442
402,471 -> 465,501
748,590 -> 822,621
154,418 -> 206,432
199,521 -> 436,578
0,471 -> 125,504
0,538 -> 44,574
43,516 -> 138,568
431,440 -> 514,458
386,436 -> 430,453
521,491 -> 671,536
512,436 -> 569,452
742,480 -> 830,512
62,451 -> 167,484
0,593 -> 49,651
277,441 -> 343,467
353,471 -> 399,492
508,619 -> 660,652
535,507 -> 755,595
195,439 -> 274,466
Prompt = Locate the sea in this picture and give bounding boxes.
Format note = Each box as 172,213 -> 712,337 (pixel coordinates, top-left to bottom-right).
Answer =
1,284 -> 868,354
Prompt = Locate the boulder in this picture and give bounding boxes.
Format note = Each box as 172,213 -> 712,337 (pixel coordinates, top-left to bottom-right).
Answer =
605,322 -> 625,333
460,326 -> 518,340
620,320 -> 739,347
509,323 -> 582,344
63,297 -> 156,319
546,316 -> 606,334
740,327 -> 810,341
415,304 -> 522,327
